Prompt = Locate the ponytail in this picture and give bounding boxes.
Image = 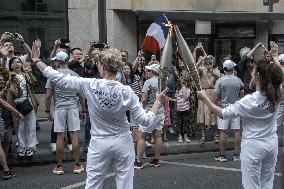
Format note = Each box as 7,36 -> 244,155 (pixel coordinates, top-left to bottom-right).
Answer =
255,60 -> 283,111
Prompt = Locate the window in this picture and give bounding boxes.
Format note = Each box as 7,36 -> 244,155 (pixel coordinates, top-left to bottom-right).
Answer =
216,26 -> 255,38
22,0 -> 47,12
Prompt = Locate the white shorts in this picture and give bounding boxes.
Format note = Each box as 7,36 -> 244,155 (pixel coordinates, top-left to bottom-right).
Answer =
217,117 -> 240,130
53,109 -> 80,132
139,113 -> 165,133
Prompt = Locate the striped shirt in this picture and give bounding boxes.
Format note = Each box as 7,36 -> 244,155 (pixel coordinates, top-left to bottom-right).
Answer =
128,75 -> 141,96
175,87 -> 190,111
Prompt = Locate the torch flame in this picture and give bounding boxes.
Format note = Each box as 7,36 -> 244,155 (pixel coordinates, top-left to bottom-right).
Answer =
163,21 -> 174,36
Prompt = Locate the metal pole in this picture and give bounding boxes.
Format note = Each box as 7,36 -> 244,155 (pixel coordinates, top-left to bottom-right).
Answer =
65,0 -> 69,39
98,0 -> 107,43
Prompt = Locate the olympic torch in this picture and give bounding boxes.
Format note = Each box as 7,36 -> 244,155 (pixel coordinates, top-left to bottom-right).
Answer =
174,25 -> 202,90
159,27 -> 173,92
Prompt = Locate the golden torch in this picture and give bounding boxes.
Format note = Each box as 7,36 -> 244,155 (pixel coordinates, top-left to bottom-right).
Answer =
174,25 -> 201,90
159,26 -> 173,92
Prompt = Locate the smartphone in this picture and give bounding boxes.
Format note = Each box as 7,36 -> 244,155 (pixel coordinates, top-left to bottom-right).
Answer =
94,43 -> 104,49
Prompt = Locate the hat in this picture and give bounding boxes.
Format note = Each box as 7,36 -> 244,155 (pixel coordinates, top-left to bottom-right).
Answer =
223,60 -> 236,70
145,64 -> 160,73
279,54 -> 284,63
51,51 -> 69,62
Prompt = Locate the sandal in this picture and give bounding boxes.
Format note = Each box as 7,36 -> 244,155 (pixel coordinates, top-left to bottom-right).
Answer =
200,136 -> 206,145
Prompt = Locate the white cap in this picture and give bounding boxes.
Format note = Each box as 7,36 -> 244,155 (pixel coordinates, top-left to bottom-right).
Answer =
145,64 -> 160,73
51,51 -> 69,61
279,54 -> 284,62
223,60 -> 236,70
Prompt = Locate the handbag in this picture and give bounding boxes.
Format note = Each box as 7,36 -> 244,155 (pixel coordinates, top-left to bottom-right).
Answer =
15,75 -> 33,116
16,99 -> 33,116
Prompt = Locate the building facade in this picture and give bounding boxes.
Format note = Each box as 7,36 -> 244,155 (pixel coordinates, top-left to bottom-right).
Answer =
0,0 -> 68,58
69,0 -> 284,63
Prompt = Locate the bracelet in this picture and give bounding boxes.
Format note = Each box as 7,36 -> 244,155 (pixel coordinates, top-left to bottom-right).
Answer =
45,110 -> 50,113
34,59 -> 41,64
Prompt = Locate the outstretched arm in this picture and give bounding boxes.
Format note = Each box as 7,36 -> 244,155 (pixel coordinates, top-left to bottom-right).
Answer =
197,90 -> 223,118
247,42 -> 262,59
31,40 -> 89,92
0,98 -> 23,120
15,33 -> 32,60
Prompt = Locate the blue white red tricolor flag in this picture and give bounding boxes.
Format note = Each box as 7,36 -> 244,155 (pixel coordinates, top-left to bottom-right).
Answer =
141,14 -> 171,53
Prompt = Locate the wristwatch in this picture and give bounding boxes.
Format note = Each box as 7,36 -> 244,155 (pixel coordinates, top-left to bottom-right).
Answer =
34,59 -> 41,64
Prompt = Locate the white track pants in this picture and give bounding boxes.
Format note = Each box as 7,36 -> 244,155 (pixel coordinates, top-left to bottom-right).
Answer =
16,110 -> 37,152
241,137 -> 278,189
85,132 -> 135,189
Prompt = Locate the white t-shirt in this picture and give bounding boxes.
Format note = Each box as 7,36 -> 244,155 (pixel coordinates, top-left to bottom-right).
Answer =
222,91 -> 278,139
43,66 -> 157,137
13,74 -> 28,104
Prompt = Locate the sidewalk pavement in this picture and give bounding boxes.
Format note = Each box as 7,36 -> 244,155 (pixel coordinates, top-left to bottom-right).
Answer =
7,120 -> 284,166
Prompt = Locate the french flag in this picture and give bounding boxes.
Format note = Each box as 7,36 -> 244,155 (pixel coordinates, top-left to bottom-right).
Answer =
141,14 -> 170,53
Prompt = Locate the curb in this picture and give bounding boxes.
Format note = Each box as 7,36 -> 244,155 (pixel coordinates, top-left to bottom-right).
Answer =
8,137 -> 283,167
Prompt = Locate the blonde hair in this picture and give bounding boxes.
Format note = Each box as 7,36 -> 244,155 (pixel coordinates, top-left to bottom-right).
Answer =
99,48 -> 123,74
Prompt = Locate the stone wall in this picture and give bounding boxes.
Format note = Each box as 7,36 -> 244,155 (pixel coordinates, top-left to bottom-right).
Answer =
108,0 -> 284,12
68,0 -> 99,52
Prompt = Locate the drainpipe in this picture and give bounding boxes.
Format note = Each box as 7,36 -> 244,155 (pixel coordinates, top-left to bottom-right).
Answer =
98,0 -> 107,43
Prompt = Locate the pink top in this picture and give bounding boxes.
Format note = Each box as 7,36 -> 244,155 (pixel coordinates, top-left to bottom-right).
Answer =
175,86 -> 190,111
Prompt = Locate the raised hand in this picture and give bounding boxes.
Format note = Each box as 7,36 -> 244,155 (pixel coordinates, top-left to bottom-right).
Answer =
0,45 -> 9,58
54,39 -> 61,48
0,32 -> 10,42
15,111 -> 24,121
34,38 -> 41,49
14,33 -> 25,43
270,41 -> 278,58
31,40 -> 41,62
155,88 -> 168,103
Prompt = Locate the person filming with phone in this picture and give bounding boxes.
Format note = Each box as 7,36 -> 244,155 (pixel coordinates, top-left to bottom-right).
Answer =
0,32 -> 32,70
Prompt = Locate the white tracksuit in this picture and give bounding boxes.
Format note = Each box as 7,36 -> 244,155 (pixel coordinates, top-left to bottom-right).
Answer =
16,109 -> 37,152
223,91 -> 278,189
43,66 -> 158,189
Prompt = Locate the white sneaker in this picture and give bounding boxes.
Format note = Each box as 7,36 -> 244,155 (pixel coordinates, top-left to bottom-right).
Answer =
50,143 -> 56,153
169,127 -> 175,134
178,136 -> 183,143
184,137 -> 191,143
68,144 -> 72,152
17,150 -> 25,157
145,141 -> 152,147
26,149 -> 34,157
